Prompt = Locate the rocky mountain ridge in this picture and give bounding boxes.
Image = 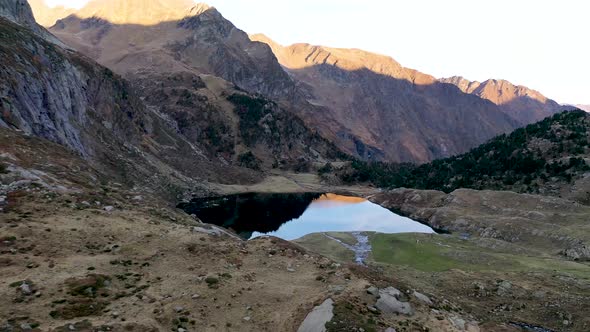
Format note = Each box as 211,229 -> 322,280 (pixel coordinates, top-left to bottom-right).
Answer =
251,34 -> 520,163
32,0 -> 552,163
439,76 -> 562,124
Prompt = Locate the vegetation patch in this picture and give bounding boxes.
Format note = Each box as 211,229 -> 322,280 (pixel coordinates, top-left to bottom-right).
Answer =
237,151 -> 261,170
294,233 -> 355,263
0,162 -> 8,174
370,234 -> 463,272
66,274 -> 110,298
326,300 -> 379,332
339,110 -> 590,194
50,299 -> 108,320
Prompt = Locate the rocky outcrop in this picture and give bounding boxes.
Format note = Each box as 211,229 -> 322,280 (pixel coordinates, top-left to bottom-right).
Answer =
562,246 -> 590,261
440,76 -> 562,124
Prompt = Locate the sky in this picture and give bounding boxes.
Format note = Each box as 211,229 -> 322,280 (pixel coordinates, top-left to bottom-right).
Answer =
44,0 -> 590,104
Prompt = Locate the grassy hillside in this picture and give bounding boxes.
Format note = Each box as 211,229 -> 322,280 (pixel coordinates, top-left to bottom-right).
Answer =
338,110 -> 590,194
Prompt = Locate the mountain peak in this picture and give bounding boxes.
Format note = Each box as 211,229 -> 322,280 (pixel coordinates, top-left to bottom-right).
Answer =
72,0 -> 208,25
189,2 -> 212,16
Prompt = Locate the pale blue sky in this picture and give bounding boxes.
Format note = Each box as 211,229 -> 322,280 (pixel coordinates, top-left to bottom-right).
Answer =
44,0 -> 590,104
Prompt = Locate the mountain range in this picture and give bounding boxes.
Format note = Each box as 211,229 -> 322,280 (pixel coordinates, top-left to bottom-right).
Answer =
2,2 -> 590,331
28,0 -> 563,163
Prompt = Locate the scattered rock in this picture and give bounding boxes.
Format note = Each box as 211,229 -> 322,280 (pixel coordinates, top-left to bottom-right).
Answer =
103,206 -> 114,212
562,245 -> 590,261
19,282 -> 32,295
297,298 -> 334,332
496,280 -> 512,296
328,285 -> 344,294
449,316 -> 467,330
366,286 -> 379,296
20,323 -> 32,330
375,289 -> 413,316
380,287 -> 402,298
413,291 -> 433,305
243,316 -> 251,322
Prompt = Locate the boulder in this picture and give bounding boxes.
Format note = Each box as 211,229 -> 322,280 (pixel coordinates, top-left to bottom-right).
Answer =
413,291 -> 433,305
375,293 -> 413,316
297,298 -> 334,332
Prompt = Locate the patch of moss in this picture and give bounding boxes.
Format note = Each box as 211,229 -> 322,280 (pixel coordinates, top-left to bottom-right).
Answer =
326,301 -> 378,332
50,299 -> 108,319
66,274 -> 110,298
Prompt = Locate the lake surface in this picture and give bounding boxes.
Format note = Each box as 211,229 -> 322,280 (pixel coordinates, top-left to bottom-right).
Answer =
178,193 -> 434,240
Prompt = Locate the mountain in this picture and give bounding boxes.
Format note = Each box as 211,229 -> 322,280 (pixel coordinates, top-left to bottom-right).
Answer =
31,1 -> 530,163
439,76 -> 562,124
251,34 -> 520,163
1,0 -> 346,201
0,4 -> 258,197
340,109 -> 590,203
36,1 -> 346,168
45,1 -> 296,100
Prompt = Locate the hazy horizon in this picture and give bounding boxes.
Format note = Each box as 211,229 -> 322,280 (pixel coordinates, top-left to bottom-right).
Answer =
42,0 -> 590,104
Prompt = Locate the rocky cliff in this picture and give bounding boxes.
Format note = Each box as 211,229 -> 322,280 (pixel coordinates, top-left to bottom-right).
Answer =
0,0 -> 61,43
0,1 -> 267,198
440,76 -> 562,124
2,0 -> 345,196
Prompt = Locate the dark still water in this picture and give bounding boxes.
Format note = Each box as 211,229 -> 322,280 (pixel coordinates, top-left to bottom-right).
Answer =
178,193 -> 434,240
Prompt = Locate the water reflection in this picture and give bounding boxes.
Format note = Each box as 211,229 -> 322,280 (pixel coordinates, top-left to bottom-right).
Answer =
178,193 -> 434,240
251,194 -> 434,240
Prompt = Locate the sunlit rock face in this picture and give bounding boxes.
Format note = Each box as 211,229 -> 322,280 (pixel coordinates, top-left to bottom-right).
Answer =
68,0 -> 198,25
440,76 -> 562,124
